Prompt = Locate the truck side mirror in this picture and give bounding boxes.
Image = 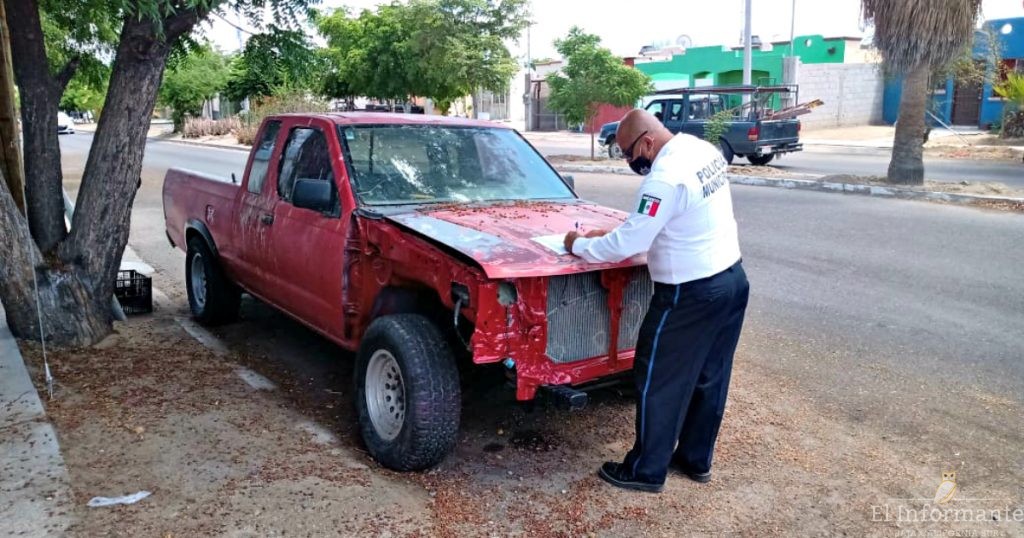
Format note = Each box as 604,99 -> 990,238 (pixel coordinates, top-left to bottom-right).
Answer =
562,174 -> 575,190
292,179 -> 334,213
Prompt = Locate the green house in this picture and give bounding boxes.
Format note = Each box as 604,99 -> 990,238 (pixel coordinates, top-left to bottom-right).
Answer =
634,35 -> 866,90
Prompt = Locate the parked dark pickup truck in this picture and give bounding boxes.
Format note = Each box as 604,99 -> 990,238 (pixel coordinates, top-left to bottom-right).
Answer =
163,113 -> 653,471
599,85 -> 803,165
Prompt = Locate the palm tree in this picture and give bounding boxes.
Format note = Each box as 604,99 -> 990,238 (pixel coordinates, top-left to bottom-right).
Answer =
862,0 -> 981,185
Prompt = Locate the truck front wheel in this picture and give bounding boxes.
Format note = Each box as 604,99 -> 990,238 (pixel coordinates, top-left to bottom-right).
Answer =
185,237 -> 240,325
607,137 -> 623,159
355,314 -> 460,471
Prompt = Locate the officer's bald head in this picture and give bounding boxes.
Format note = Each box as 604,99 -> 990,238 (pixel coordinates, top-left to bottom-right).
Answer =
617,109 -> 673,161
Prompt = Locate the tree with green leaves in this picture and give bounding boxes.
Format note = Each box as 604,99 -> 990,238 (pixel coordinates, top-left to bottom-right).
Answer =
160,44 -> 229,131
994,72 -> 1024,138
862,0 -> 982,184
316,0 -> 528,114
223,27 -> 321,103
60,75 -> 109,117
0,0 -> 312,347
546,27 -> 652,159
6,0 -> 118,253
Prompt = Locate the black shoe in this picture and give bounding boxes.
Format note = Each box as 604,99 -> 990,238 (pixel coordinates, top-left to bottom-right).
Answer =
670,461 -> 712,483
597,462 -> 664,493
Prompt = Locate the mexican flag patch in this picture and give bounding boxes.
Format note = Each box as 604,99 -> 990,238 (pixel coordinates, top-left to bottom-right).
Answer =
637,194 -> 661,216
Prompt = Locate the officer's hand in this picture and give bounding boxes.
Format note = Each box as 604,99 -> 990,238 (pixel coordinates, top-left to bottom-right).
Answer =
563,231 -> 580,254
584,228 -> 609,238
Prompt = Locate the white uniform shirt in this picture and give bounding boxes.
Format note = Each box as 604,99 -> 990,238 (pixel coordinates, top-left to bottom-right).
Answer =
572,133 -> 741,284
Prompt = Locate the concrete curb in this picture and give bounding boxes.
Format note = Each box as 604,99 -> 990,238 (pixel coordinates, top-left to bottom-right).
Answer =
0,306 -> 76,535
725,174 -> 1024,206
553,164 -> 1024,208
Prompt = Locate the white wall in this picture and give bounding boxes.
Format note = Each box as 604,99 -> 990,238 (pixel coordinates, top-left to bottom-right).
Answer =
797,62 -> 884,129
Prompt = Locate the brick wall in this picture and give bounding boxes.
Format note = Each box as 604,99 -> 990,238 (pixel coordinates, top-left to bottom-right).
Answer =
797,62 -> 885,129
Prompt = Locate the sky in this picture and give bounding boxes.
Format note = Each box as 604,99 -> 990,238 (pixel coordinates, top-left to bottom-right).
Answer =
205,0 -> 1024,60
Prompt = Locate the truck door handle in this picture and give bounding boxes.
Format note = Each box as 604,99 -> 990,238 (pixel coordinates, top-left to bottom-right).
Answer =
260,214 -> 274,225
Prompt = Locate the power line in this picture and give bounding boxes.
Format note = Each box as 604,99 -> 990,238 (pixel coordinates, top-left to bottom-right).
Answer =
214,12 -> 256,36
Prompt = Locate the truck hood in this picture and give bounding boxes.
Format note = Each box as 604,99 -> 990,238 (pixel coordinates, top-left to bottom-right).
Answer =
384,200 -> 646,279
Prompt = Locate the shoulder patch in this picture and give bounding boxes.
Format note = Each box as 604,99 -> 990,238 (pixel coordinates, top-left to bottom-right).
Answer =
637,193 -> 661,216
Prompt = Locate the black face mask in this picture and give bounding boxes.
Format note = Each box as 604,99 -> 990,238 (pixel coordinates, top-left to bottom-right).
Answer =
628,156 -> 652,176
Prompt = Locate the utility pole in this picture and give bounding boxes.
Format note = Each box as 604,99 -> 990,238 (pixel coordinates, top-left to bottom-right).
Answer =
0,0 -> 24,211
745,0 -> 753,84
742,0 -> 752,105
525,23 -> 533,132
789,0 -> 797,57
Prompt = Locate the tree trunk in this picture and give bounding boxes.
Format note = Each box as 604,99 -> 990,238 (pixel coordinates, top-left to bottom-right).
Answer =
4,0 -> 69,252
887,63 -> 929,185
0,7 -> 203,347
0,167 -> 109,345
59,15 -> 184,321
0,0 -> 25,213
587,111 -> 596,160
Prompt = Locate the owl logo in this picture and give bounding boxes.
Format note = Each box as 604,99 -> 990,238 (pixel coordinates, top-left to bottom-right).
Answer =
933,471 -> 957,504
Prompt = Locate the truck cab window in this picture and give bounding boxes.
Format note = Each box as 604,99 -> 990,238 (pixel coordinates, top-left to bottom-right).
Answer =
668,102 -> 684,122
247,120 -> 281,194
278,127 -> 335,203
646,101 -> 664,121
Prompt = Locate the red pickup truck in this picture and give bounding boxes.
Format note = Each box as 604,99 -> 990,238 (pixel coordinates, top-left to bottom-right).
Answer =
163,113 -> 652,471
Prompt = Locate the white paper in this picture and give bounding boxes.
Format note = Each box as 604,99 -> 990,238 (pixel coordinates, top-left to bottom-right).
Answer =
531,234 -> 569,255
87,491 -> 151,507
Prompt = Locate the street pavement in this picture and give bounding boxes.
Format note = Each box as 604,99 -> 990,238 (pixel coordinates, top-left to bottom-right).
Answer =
58,132 -> 1024,496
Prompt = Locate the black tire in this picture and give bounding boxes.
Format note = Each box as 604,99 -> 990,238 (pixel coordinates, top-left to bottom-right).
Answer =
185,237 -> 240,325
355,314 -> 461,471
607,136 -> 623,159
718,139 -> 734,165
747,154 -> 774,166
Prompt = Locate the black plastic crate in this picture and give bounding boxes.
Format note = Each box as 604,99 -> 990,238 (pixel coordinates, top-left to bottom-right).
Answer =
114,270 -> 153,315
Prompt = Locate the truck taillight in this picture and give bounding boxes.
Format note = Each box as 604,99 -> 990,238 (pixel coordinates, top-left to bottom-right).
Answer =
747,126 -> 759,141
797,121 -> 801,133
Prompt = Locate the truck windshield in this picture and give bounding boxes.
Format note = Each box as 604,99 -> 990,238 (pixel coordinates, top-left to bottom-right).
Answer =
339,125 -> 575,206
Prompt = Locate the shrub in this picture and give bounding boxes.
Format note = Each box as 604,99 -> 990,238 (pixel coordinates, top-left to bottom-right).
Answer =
236,91 -> 328,145
704,110 -> 732,145
182,117 -> 240,138
994,73 -> 1024,139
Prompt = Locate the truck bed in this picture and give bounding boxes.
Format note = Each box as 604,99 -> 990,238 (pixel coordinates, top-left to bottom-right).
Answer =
163,168 -> 240,254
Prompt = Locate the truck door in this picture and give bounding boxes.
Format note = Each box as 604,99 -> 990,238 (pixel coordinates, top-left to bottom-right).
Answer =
644,100 -> 665,128
679,96 -> 709,139
661,100 -> 687,135
234,119 -> 284,298
267,120 -> 348,336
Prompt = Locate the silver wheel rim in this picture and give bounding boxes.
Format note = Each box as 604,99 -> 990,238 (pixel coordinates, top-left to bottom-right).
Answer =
190,253 -> 207,310
609,143 -> 623,159
365,350 -> 406,441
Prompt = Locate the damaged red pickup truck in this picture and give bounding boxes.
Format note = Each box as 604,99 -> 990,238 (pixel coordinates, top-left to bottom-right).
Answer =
163,113 -> 652,470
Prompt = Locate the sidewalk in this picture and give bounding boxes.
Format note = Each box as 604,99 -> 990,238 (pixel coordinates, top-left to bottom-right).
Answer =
0,306 -> 76,535
802,124 -> 1023,151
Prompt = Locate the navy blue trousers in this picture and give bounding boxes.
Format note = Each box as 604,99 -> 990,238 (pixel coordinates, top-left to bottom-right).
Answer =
623,261 -> 749,484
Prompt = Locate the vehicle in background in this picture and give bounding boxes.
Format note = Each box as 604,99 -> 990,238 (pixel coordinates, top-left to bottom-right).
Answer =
57,112 -> 75,134
598,85 -> 804,166
163,113 -> 652,471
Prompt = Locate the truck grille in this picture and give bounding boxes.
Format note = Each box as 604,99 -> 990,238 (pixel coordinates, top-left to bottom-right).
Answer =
545,270 -> 654,364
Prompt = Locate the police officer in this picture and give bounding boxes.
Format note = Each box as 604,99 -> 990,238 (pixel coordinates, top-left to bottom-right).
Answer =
564,109 -> 749,493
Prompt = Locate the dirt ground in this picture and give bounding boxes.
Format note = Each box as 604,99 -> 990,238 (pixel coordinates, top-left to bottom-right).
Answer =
22,292 -> 1022,537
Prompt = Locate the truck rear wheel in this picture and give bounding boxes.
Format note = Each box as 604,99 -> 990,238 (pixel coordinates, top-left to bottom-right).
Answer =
185,237 -> 240,325
355,314 -> 460,471
748,154 -> 774,166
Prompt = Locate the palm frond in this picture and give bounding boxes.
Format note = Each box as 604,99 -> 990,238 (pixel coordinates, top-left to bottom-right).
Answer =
862,0 -> 982,74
